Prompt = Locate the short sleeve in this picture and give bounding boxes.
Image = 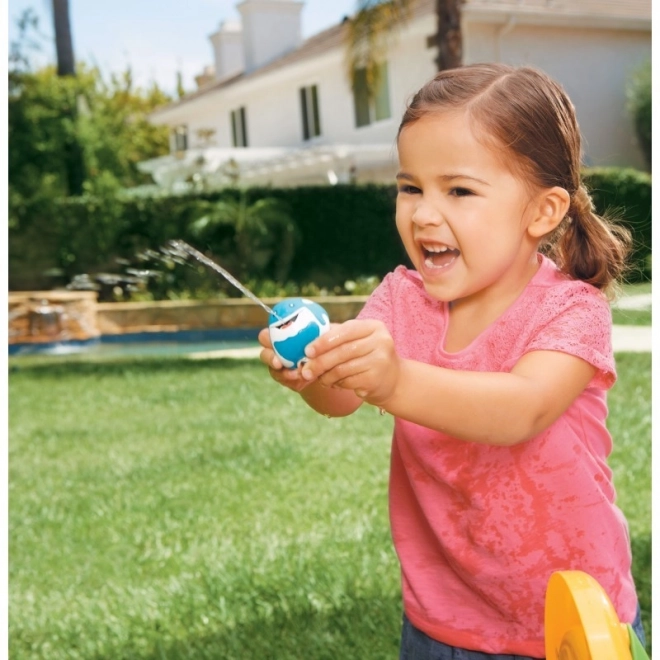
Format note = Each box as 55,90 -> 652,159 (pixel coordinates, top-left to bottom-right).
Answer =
524,283 -> 616,390
356,269 -> 400,330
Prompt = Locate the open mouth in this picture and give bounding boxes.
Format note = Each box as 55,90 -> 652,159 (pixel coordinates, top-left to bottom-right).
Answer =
421,244 -> 460,269
274,313 -> 298,330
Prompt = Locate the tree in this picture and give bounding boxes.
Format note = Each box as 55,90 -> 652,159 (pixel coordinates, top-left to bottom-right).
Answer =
434,0 -> 463,71
626,59 -> 651,172
345,0 -> 464,96
9,64 -> 170,213
51,0 -> 85,195
190,192 -> 300,283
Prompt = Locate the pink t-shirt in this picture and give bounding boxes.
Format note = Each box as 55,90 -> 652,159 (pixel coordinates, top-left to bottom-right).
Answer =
357,255 -> 637,657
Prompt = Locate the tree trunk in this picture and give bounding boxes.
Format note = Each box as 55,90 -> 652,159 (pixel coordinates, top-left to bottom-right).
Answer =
433,0 -> 463,71
52,0 -> 85,195
62,116 -> 86,196
52,0 -> 75,76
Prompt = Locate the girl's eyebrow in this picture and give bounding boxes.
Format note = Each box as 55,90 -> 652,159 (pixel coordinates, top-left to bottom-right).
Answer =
440,173 -> 491,186
396,171 -> 490,186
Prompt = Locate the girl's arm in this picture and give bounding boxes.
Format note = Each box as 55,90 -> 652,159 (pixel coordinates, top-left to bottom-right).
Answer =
258,327 -> 363,417
300,319 -> 597,446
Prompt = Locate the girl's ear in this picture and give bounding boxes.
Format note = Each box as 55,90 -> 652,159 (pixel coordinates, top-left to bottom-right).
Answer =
527,186 -> 570,238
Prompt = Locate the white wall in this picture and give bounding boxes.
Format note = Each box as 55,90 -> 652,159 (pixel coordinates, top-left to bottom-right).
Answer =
466,22 -> 649,169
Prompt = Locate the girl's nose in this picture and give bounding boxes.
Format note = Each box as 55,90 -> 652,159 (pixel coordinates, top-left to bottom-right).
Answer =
412,200 -> 443,226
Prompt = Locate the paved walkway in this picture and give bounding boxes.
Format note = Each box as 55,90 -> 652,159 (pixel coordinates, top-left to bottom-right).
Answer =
611,325 -> 652,352
611,292 -> 652,352
191,326 -> 652,361
612,293 -> 652,310
189,346 -> 262,360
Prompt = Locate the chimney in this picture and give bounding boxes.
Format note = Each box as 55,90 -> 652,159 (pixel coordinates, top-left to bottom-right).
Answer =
209,20 -> 245,80
195,65 -> 216,88
236,0 -> 304,72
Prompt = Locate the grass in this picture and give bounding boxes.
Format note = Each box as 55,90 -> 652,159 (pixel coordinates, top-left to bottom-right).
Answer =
607,352 -> 652,654
612,281 -> 652,326
9,353 -> 651,659
621,282 -> 652,296
611,307 -> 651,326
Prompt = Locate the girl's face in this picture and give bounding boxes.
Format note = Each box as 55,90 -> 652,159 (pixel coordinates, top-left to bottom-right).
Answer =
396,110 -> 543,308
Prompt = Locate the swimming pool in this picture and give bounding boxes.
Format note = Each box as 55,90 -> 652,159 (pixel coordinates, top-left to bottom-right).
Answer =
8,328 -> 262,359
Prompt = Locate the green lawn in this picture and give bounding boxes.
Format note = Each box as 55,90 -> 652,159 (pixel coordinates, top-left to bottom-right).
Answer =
611,308 -> 652,326
9,353 -> 651,659
621,282 -> 652,296
612,281 -> 652,326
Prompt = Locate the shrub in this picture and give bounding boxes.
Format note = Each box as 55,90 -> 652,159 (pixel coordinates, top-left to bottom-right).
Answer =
8,168 -> 651,295
626,60 -> 652,171
583,167 -> 652,282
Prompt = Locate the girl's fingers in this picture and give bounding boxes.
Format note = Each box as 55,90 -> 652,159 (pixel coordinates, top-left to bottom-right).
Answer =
302,324 -> 399,404
258,327 -> 272,348
258,327 -> 286,370
305,319 -> 374,358
258,341 -> 282,370
260,349 -> 283,370
322,365 -> 373,393
302,333 -> 374,382
263,361 -> 312,393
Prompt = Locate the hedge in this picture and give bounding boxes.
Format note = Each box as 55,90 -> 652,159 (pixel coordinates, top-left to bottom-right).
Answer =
583,167 -> 652,282
8,167 -> 651,295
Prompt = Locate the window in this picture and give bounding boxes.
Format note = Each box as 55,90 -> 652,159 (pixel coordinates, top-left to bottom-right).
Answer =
231,107 -> 248,147
300,84 -> 321,140
172,125 -> 188,153
353,62 -> 391,128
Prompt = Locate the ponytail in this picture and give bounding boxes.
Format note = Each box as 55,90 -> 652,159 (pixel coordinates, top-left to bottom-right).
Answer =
545,184 -> 631,296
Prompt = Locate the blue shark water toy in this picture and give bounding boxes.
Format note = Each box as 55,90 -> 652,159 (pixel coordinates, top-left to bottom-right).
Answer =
268,298 -> 331,369
164,244 -> 330,369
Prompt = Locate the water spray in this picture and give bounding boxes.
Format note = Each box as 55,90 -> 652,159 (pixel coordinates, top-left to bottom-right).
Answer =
167,241 -> 330,369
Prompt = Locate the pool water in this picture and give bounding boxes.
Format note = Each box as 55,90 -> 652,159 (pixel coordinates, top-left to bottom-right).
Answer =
8,328 -> 261,359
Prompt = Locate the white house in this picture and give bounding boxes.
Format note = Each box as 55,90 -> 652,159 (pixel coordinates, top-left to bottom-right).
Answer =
138,0 -> 651,191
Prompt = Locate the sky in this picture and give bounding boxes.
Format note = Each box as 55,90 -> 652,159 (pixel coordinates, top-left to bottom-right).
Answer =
7,0 -> 359,94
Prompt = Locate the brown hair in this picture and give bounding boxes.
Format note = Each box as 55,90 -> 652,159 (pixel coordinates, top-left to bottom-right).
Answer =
398,63 -> 630,293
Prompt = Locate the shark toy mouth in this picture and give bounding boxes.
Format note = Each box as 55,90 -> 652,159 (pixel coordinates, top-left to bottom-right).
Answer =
273,314 -> 299,330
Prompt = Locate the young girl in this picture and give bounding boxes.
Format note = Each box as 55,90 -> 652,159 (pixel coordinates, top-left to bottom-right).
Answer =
258,63 -> 643,658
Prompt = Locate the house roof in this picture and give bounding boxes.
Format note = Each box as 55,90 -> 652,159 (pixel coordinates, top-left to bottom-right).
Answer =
151,0 -> 650,116
150,19 -> 350,116
467,0 -> 650,21
464,0 -> 652,25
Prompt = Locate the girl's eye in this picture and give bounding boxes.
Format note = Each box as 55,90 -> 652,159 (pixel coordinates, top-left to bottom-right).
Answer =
450,187 -> 473,197
398,184 -> 421,195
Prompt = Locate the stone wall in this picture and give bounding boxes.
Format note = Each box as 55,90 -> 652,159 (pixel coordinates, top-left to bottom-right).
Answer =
96,296 -> 369,335
9,291 -> 100,344
9,293 -> 369,344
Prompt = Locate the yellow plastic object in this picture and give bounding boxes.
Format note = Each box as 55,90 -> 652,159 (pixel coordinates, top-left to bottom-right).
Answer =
545,571 -> 635,660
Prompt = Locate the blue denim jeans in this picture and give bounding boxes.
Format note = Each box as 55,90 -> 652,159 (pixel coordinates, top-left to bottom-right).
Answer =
399,606 -> 646,660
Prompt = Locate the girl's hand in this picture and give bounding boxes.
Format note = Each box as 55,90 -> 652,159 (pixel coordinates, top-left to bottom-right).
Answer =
259,324 -> 366,418
300,319 -> 401,407
258,327 -> 312,392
